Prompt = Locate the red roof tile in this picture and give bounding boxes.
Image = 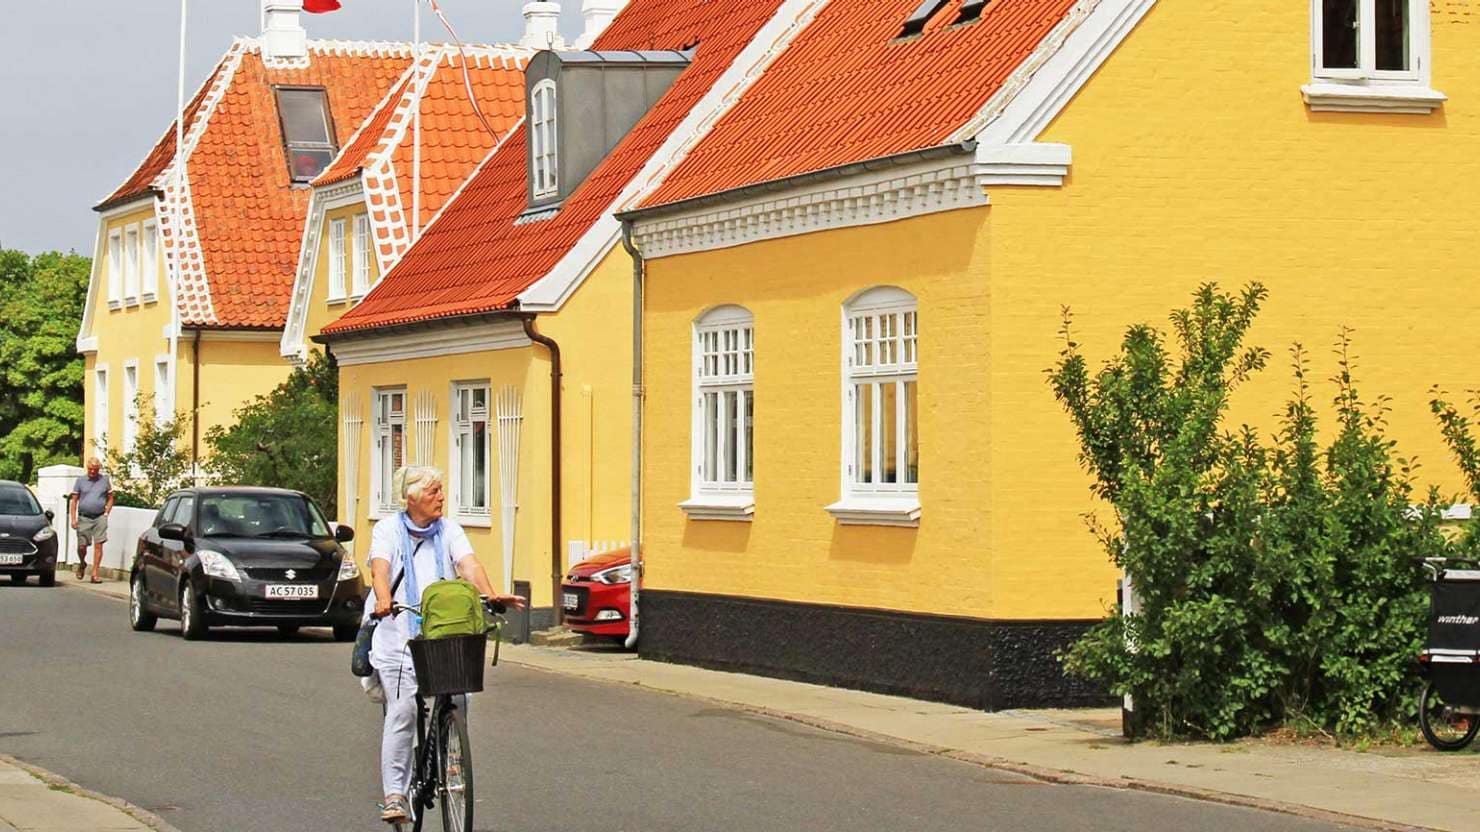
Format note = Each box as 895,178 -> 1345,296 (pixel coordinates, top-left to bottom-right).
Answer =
640,0 -> 1080,209
321,0 -> 789,336
100,40 -> 415,328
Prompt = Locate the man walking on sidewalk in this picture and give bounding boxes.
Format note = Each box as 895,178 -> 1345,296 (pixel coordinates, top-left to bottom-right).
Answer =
71,458 -> 113,584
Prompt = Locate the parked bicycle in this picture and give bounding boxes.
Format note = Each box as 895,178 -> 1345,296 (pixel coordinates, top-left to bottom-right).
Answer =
378,597 -> 506,831
1417,557 -> 1480,751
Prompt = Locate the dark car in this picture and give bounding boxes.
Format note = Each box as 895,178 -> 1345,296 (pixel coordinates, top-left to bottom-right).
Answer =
0,481 -> 57,586
128,487 -> 363,640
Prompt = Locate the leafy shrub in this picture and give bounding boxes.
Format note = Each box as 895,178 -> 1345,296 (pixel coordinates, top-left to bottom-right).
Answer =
104,396 -> 191,510
1050,283 -> 1444,739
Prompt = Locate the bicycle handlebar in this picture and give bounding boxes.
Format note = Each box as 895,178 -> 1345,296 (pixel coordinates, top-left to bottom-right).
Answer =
372,597 -> 507,621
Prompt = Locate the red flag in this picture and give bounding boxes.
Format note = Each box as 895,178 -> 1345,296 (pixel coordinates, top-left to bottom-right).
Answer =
303,0 -> 341,13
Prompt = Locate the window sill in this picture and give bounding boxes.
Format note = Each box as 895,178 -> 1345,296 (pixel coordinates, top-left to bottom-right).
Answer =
1301,81 -> 1446,114
825,495 -> 920,527
679,494 -> 754,522
326,295 -> 348,306
142,293 -> 157,305
452,513 -> 493,529
107,301 -> 122,311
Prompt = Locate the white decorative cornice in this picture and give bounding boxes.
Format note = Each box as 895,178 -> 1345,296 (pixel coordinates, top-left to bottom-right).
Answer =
629,144 -> 1068,259
329,318 -> 531,366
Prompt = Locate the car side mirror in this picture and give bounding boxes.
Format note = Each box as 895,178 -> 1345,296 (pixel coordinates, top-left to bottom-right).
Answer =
44,509 -> 54,522
334,524 -> 355,543
158,523 -> 188,542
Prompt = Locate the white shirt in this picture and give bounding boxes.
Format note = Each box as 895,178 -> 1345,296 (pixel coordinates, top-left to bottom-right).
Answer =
366,515 -> 476,671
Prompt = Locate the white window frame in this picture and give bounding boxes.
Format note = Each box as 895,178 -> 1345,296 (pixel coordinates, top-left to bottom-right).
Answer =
123,225 -> 141,305
122,360 -> 139,455
352,214 -> 371,297
530,79 -> 558,200
106,230 -> 123,309
680,306 -> 755,521
93,365 -> 110,456
449,381 -> 493,524
153,356 -> 173,426
826,286 -> 921,527
371,387 -> 407,515
1304,0 -> 1443,113
327,217 -> 347,301
141,220 -> 160,302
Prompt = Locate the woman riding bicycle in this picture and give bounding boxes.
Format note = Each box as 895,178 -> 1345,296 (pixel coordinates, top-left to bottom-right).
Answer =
368,466 -> 525,823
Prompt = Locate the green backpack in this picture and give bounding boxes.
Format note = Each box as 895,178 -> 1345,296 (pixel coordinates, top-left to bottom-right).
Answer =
418,579 -> 487,639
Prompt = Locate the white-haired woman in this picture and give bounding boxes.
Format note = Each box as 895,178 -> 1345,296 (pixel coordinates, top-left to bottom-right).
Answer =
368,465 -> 525,823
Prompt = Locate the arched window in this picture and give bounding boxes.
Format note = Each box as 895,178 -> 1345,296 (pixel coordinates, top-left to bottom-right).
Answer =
681,305 -> 755,520
830,287 -> 919,526
530,80 -> 558,199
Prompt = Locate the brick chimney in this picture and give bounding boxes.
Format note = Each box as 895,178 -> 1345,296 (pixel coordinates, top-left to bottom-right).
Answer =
521,2 -> 565,50
262,0 -> 308,61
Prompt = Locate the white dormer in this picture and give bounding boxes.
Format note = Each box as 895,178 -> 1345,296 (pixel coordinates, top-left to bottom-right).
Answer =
521,2 -> 566,50
262,0 -> 309,62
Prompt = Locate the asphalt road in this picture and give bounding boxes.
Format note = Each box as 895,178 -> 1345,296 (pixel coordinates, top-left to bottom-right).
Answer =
0,584 -> 1361,832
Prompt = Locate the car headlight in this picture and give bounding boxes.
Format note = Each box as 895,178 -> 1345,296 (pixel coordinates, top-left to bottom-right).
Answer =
33,526 -> 55,542
197,550 -> 241,581
592,564 -> 634,585
338,556 -> 360,581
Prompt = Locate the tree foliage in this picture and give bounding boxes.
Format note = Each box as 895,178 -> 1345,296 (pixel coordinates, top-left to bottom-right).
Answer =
204,352 -> 338,516
0,250 -> 90,483
1050,283 -> 1445,739
105,396 -> 192,509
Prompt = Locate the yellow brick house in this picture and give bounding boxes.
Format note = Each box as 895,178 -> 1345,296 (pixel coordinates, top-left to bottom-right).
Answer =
78,11 -> 412,474
619,0 -> 1480,709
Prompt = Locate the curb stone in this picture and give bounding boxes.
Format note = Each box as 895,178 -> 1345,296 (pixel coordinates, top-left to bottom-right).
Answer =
0,754 -> 183,832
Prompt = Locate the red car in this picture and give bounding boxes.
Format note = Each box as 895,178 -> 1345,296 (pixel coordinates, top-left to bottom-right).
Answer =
561,547 -> 634,640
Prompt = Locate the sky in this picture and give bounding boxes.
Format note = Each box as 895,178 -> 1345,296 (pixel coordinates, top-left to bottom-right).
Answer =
0,1 -> 584,256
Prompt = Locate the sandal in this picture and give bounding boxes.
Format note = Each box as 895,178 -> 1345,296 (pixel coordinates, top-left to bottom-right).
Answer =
74,562 -> 85,580
380,795 -> 410,822
90,578 -> 103,584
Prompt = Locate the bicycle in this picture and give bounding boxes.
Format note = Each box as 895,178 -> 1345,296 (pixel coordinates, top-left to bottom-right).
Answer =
1417,557 -> 1480,751
378,597 -> 506,832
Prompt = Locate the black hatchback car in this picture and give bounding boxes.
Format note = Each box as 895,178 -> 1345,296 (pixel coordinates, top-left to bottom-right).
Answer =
0,480 -> 57,586
128,487 -> 363,640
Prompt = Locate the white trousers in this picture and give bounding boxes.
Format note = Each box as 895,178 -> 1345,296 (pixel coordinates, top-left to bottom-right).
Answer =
377,658 -> 467,797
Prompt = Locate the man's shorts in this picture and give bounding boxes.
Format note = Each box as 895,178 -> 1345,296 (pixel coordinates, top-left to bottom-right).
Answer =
76,514 -> 108,546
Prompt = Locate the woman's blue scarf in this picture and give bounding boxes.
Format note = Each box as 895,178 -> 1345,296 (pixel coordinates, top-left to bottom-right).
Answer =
398,511 -> 448,638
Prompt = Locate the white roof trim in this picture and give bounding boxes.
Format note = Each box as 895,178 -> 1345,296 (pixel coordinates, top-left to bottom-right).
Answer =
282,179 -> 365,361
331,318 -> 531,366
517,0 -> 831,312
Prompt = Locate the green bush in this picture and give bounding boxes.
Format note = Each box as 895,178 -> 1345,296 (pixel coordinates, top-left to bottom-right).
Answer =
1050,283 -> 1445,739
104,396 -> 192,510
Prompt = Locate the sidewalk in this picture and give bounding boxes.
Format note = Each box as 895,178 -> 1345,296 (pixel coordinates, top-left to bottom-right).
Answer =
503,641 -> 1480,832
0,756 -> 168,832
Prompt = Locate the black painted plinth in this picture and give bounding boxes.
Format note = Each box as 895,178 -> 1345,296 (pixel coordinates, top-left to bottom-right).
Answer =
637,590 -> 1112,710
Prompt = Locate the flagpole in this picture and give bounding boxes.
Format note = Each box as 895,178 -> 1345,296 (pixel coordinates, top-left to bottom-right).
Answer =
412,0 -> 422,240
177,0 -> 191,482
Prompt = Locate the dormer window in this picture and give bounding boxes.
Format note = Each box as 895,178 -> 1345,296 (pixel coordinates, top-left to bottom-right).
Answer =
274,86 -> 338,183
530,79 -> 559,200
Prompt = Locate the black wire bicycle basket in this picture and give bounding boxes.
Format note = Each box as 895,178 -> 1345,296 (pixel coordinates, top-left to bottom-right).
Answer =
408,633 -> 487,696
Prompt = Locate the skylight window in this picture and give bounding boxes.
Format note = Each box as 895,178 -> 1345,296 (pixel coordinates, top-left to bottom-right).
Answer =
956,0 -> 990,23
899,0 -> 951,37
274,87 -> 337,183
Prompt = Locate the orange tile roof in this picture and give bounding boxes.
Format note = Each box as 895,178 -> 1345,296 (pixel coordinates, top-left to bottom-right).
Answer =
321,0 -> 789,336
313,45 -> 529,231
639,0 -> 1081,209
98,40 -> 415,328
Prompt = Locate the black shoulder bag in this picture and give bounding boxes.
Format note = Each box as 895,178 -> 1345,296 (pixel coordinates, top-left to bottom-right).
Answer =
351,568 -> 404,677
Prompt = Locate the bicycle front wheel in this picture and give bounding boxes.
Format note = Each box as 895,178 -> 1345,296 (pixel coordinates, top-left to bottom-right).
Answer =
439,703 -> 475,832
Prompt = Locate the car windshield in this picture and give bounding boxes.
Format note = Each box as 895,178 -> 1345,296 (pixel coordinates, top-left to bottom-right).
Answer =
0,487 -> 41,516
197,494 -> 330,539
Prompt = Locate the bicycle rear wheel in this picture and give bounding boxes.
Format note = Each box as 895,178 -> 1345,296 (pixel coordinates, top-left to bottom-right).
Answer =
439,704 -> 475,832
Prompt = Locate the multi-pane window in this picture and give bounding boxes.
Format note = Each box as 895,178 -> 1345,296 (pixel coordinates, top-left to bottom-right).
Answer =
275,87 -> 337,183
327,218 -> 347,300
373,388 -> 406,511
123,227 -> 140,303
142,220 -> 159,300
1315,0 -> 1424,79
122,363 -> 139,453
694,307 -> 754,493
94,367 -> 109,454
154,358 -> 172,426
530,80 -> 558,200
452,383 -> 491,516
352,214 -> 371,296
844,288 -> 918,494
107,232 -> 123,306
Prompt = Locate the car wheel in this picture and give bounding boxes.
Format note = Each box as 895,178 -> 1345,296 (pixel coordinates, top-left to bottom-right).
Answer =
130,574 -> 158,632
8,574 -> 27,586
332,623 -> 358,642
277,625 -> 300,636
180,581 -> 209,641
38,568 -> 56,587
